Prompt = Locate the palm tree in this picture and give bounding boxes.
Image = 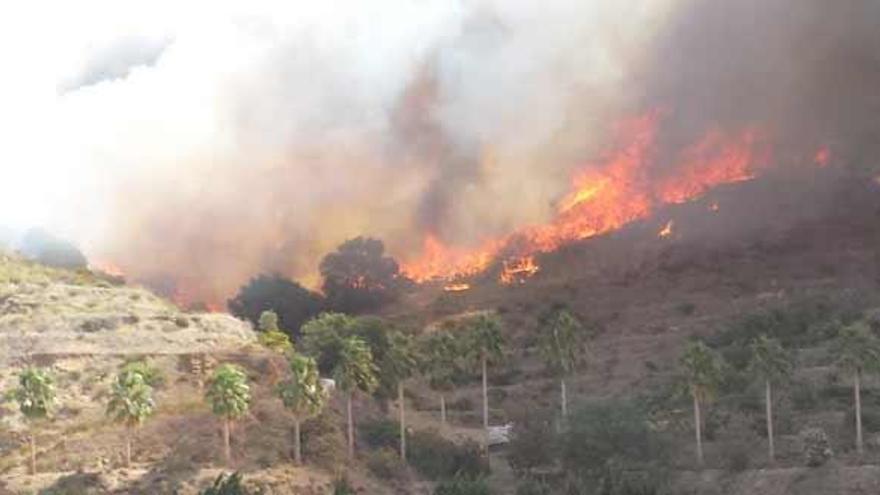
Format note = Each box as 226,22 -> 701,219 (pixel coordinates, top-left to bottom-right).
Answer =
680,340 -> 722,466
834,321 -> 880,456
332,335 -> 378,458
12,368 -> 55,475
466,312 -> 504,431
748,335 -> 791,463
276,353 -> 325,464
106,368 -> 156,467
384,332 -> 418,461
419,330 -> 460,427
205,364 -> 251,465
537,308 -> 589,419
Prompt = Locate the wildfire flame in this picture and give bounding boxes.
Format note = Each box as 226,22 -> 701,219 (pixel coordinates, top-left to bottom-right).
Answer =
399,111 -> 788,282
443,283 -> 471,292
657,221 -> 674,238
90,260 -> 125,278
499,256 -> 540,284
814,146 -> 831,167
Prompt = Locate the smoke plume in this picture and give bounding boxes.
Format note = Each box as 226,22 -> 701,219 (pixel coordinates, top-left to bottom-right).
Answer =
3,0 -> 878,304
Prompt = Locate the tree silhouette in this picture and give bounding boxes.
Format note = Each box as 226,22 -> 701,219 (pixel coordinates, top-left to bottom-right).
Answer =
537,308 -> 589,419
206,364 -> 251,465
12,368 -> 55,474
276,354 -> 325,464
748,335 -> 792,463
106,368 -> 156,467
465,312 -> 504,431
319,237 -> 402,313
228,274 -> 324,339
834,321 -> 880,456
332,335 -> 378,458
680,340 -> 722,466
419,330 -> 461,427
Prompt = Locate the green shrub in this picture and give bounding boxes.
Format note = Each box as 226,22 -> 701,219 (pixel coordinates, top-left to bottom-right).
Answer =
434,476 -> 490,495
409,429 -> 488,480
676,302 -> 696,316
332,473 -> 355,495
516,479 -> 552,495
792,382 -> 818,411
360,418 -> 399,449
199,472 -> 264,495
507,408 -> 558,476
562,400 -> 667,487
302,412 -> 346,468
366,448 -> 406,480
801,427 -> 833,467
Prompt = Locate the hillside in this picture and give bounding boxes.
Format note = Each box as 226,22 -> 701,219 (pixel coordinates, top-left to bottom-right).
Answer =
0,255 -> 398,494
378,168 -> 880,493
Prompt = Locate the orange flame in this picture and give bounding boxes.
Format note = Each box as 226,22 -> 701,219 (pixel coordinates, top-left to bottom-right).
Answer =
401,112 -> 772,282
657,221 -> 673,238
90,260 -> 125,278
443,283 -> 471,292
814,146 -> 831,167
499,256 -> 540,284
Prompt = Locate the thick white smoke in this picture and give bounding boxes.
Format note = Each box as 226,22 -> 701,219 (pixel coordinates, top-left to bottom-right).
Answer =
0,0 -> 676,302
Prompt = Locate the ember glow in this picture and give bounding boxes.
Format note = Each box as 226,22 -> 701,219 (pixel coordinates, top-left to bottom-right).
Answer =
402,113 -> 771,282
657,221 -> 674,238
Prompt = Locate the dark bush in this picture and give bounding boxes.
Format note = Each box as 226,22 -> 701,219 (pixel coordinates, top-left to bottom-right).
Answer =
199,472 -> 264,495
434,476 -> 490,495
360,418 -> 399,449
562,400 -> 667,488
366,448 -> 406,480
409,429 -> 488,481
302,412 -> 346,468
228,273 -> 324,340
516,479 -> 552,495
507,408 -> 558,477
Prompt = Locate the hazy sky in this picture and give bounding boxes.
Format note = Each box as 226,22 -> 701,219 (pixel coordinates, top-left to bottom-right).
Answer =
0,0 -> 672,240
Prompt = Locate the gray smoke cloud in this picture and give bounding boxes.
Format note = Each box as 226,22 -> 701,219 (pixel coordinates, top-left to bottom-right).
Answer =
10,0 -> 878,303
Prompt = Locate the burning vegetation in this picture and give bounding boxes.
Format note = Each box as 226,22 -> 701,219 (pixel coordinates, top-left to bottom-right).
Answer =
400,112 -> 782,283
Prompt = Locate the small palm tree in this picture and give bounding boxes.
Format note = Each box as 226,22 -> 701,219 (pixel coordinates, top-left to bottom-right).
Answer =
12,368 -> 55,475
276,354 -> 325,464
206,364 -> 251,465
680,340 -> 722,466
258,310 -> 293,354
419,331 -> 460,427
834,321 -> 880,456
466,312 -> 504,431
106,368 -> 156,467
384,332 -> 418,461
748,335 -> 792,463
333,335 -> 378,458
537,308 -> 589,419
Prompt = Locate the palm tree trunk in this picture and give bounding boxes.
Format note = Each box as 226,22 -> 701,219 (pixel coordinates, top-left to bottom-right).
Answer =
693,387 -> 704,467
293,417 -> 302,465
481,354 -> 489,430
29,432 -> 36,475
399,382 -> 407,462
856,369 -> 864,456
765,379 -> 775,463
347,392 -> 355,458
223,418 -> 232,465
125,425 -> 133,467
561,378 -> 568,419
440,394 -> 447,427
